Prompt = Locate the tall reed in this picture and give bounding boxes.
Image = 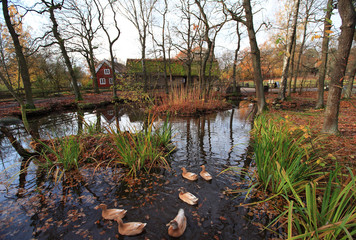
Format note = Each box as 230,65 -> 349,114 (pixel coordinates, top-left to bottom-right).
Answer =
284,167 -> 356,239
252,114 -> 321,195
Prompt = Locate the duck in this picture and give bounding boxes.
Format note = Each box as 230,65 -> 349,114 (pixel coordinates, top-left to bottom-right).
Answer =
95,203 -> 127,220
167,208 -> 187,237
179,187 -> 198,205
200,165 -> 212,181
115,216 -> 146,236
181,167 -> 198,181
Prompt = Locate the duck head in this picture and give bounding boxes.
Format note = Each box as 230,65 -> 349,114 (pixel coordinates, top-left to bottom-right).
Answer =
166,220 -> 178,229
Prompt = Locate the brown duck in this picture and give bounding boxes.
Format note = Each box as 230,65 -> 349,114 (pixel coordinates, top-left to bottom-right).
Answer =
95,203 -> 127,220
115,217 -> 147,236
179,187 -> 198,205
181,167 -> 198,181
167,208 -> 187,237
200,165 -> 212,181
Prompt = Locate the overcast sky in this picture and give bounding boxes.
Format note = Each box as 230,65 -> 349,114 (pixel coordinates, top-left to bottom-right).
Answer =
18,0 -> 341,65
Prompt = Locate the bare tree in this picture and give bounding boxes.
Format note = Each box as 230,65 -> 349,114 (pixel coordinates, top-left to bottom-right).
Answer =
322,0 -> 355,134
279,0 -> 301,101
292,0 -> 317,94
2,0 -> 35,108
94,0 -> 120,99
194,0 -> 226,93
315,0 -> 334,109
222,0 -> 266,114
68,0 -> 100,94
119,0 -> 157,93
41,0 -> 83,101
173,0 -> 201,88
149,0 -> 169,93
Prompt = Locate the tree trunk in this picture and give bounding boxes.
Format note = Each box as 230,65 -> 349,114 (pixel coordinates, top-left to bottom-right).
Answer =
322,0 -> 355,134
279,0 -> 301,101
243,0 -> 266,114
293,12 -> 309,93
88,42 -> 99,94
109,47 -> 118,99
2,0 -> 35,109
0,126 -> 35,158
142,39 -> 148,93
47,3 -> 83,101
288,38 -> 296,97
316,0 -> 334,109
232,22 -> 241,94
344,59 -> 356,99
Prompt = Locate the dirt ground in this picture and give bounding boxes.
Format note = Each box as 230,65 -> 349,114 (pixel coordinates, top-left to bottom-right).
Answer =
264,91 -> 356,168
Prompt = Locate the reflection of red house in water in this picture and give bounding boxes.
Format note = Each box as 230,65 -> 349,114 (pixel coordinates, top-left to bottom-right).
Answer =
95,60 -> 126,88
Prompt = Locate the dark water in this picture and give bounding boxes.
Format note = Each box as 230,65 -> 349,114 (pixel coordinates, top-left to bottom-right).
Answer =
0,104 -> 265,239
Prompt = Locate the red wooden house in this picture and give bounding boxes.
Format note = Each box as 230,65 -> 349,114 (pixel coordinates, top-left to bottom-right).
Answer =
95,60 -> 126,88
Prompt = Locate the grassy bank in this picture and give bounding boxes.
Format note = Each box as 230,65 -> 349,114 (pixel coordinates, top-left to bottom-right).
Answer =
244,93 -> 356,239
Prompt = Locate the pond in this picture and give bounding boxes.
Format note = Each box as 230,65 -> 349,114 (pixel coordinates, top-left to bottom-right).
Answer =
0,104 -> 266,239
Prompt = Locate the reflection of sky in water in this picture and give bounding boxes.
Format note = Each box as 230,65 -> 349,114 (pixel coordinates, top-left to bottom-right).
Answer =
0,106 -> 252,185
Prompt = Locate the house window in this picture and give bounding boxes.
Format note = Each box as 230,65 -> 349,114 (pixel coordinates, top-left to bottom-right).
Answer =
100,78 -> 106,85
109,78 -> 113,84
104,69 -> 110,75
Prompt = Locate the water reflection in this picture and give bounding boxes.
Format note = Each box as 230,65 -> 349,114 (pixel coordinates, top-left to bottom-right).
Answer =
0,103 -> 264,239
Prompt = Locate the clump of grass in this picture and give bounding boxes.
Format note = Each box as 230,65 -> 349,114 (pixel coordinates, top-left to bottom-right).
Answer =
252,114 -> 321,195
107,115 -> 174,177
282,167 -> 356,239
37,135 -> 82,182
83,120 -> 102,135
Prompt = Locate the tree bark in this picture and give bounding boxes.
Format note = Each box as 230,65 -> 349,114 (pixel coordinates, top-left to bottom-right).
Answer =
2,0 -> 35,109
344,59 -> 356,99
315,0 -> 334,109
322,0 -> 356,134
243,0 -> 266,114
279,0 -> 301,101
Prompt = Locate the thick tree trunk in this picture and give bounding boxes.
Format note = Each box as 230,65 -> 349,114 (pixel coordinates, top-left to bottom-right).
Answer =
243,0 -> 266,114
2,0 -> 35,109
316,0 -> 334,109
322,0 -> 355,134
47,4 -> 83,101
279,0 -> 300,101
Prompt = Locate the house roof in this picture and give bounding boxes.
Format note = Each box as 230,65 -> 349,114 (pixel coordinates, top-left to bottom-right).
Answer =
126,58 -> 219,77
95,59 -> 126,73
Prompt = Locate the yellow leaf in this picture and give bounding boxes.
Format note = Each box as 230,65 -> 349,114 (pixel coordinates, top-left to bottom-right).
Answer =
325,30 -> 333,34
